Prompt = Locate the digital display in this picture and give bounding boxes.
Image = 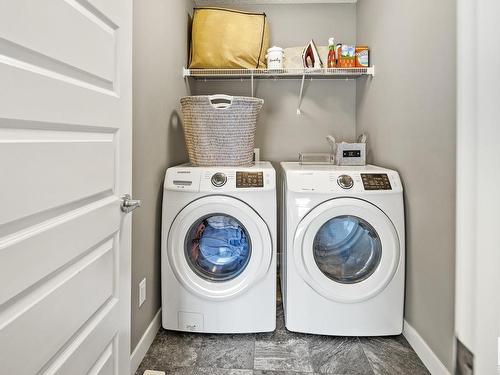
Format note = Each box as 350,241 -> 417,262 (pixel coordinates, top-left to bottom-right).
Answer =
236,172 -> 263,188
361,173 -> 392,190
173,180 -> 192,186
343,150 -> 361,158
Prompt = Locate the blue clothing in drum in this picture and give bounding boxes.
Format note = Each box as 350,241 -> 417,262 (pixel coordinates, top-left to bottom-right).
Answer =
186,214 -> 251,281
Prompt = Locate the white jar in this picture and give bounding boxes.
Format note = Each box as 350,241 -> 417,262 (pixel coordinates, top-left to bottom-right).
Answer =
266,46 -> 284,70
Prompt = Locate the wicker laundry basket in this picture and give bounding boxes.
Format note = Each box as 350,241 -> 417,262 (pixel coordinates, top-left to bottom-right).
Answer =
180,95 -> 264,166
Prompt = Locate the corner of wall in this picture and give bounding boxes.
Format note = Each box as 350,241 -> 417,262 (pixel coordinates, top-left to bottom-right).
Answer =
131,0 -> 192,354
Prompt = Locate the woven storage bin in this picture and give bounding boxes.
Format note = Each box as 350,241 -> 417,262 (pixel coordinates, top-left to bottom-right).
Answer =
180,95 -> 264,166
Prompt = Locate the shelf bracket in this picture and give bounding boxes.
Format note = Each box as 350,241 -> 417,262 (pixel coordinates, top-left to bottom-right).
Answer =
250,72 -> 254,97
297,73 -> 306,115
183,67 -> 191,95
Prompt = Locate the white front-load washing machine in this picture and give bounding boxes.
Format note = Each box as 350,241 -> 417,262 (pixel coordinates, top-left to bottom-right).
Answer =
162,162 -> 276,333
281,162 -> 405,336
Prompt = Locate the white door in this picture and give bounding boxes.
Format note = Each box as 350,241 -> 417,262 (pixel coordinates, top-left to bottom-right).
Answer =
293,198 -> 400,303
456,0 -> 500,373
167,196 -> 272,301
0,1 -> 132,374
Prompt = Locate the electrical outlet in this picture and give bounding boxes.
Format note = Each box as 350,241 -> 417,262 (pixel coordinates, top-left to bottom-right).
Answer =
253,148 -> 260,162
139,278 -> 146,307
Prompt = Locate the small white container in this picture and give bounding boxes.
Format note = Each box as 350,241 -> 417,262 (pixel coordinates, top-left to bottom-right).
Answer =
266,46 -> 284,70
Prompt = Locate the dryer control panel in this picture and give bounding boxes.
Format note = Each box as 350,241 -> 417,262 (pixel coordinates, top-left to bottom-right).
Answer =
283,163 -> 402,194
361,173 -> 392,190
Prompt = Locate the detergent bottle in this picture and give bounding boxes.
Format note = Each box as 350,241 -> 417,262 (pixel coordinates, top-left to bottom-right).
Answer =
327,37 -> 336,68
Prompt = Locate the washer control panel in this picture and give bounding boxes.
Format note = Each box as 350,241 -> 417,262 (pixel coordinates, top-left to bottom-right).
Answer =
361,173 -> 392,190
211,172 -> 227,187
337,174 -> 354,189
165,163 -> 276,192
236,171 -> 264,188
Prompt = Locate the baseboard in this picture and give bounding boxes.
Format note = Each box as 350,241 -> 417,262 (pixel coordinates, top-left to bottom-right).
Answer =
130,309 -> 162,375
403,320 -> 451,375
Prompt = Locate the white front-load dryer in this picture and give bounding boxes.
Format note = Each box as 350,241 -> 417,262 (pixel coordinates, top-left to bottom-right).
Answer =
281,162 -> 405,336
162,162 -> 276,333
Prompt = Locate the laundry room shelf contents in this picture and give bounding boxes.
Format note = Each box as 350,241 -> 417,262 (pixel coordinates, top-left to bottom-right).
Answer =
183,67 -> 375,115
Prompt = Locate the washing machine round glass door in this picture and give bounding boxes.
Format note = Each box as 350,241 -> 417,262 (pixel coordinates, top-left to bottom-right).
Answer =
184,214 -> 251,282
167,195 -> 272,301
293,197 -> 400,303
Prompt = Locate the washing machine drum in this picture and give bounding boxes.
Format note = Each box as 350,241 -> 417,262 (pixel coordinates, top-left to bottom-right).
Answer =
185,214 -> 251,281
294,197 -> 400,303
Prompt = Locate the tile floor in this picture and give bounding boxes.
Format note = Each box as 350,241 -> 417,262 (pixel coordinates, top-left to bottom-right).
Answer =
137,288 -> 429,375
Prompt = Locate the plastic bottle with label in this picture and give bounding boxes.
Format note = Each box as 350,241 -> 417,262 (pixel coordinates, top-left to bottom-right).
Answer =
327,37 -> 336,68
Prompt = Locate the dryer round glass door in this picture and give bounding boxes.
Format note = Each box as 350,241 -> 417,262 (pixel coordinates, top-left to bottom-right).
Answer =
313,215 -> 382,284
184,214 -> 251,282
167,195 -> 272,301
294,197 -> 400,303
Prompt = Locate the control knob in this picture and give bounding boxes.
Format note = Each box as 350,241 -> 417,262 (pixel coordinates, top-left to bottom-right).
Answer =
337,174 -> 354,189
211,172 -> 227,187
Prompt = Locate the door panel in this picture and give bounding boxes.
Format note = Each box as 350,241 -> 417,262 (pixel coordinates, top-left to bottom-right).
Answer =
89,343 -> 115,375
0,67 -> 119,118
45,302 -> 119,375
0,0 -> 132,373
0,197 -> 119,306
0,127 -> 116,226
0,0 -> 116,85
0,242 -> 115,374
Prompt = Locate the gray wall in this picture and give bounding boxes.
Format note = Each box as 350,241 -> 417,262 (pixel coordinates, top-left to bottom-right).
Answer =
132,0 -> 191,351
192,4 -> 358,161
356,0 -> 456,370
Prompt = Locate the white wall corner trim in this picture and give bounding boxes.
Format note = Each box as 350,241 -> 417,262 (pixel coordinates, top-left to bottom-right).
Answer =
130,309 -> 162,375
403,320 -> 451,375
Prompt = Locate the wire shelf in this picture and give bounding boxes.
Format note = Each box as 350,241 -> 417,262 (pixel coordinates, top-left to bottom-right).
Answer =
182,66 -> 375,115
183,67 -> 375,79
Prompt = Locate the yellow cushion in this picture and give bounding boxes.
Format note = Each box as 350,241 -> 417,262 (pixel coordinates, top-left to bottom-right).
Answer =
189,7 -> 269,69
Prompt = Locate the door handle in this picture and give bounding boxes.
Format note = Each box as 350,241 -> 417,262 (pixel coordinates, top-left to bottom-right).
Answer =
120,194 -> 142,213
